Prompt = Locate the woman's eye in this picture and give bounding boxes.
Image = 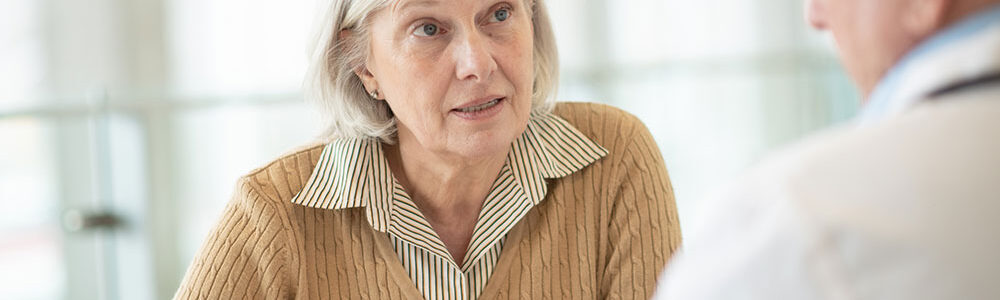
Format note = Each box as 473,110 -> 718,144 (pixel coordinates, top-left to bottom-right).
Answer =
415,23 -> 440,37
490,8 -> 510,23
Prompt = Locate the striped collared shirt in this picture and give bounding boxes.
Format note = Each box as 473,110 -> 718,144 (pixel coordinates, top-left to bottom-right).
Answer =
290,111 -> 608,300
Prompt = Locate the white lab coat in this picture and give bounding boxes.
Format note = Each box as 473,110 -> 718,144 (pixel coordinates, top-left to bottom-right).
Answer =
654,15 -> 1000,300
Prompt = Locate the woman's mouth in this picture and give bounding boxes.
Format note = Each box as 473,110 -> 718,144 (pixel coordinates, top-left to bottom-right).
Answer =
451,97 -> 505,120
454,98 -> 503,113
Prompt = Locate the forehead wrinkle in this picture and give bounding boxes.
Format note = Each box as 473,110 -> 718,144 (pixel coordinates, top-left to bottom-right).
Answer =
391,0 -> 441,16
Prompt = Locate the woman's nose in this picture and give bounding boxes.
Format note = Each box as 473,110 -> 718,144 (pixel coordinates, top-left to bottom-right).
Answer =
453,32 -> 498,82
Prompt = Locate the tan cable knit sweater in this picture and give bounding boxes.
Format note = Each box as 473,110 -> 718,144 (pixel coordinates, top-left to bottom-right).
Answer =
175,102 -> 682,299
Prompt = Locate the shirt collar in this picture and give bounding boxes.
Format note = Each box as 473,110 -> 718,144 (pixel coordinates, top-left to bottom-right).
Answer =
860,4 -> 1000,123
290,110 -> 609,231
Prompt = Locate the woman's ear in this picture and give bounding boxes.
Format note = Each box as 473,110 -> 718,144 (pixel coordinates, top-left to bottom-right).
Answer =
902,0 -> 950,39
354,63 -> 378,96
340,29 -> 380,98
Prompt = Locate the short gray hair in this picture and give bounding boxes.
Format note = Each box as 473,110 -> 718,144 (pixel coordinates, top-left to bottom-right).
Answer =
304,0 -> 559,143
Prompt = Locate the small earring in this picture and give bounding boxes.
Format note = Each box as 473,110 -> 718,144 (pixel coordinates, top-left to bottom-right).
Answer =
370,89 -> 379,99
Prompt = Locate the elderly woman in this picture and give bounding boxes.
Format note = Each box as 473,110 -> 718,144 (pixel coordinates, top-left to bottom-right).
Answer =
175,0 -> 680,299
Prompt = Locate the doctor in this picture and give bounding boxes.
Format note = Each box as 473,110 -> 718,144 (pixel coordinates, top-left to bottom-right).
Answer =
655,0 -> 1000,299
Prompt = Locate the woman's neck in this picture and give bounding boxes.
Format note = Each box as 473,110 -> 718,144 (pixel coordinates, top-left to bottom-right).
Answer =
383,137 -> 509,263
383,139 -> 508,219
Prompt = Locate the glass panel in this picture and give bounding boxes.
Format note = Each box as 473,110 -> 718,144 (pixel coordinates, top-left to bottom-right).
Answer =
546,0 -> 860,220
612,69 -> 767,204
546,0 -> 591,70
604,0 -> 833,64
0,117 -> 65,299
608,0 -> 760,64
166,0 -> 318,96
0,0 -> 45,106
172,100 -> 319,262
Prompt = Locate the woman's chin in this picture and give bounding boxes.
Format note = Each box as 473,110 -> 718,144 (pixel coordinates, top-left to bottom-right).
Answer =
445,113 -> 527,158
446,128 -> 521,161
454,136 -> 512,159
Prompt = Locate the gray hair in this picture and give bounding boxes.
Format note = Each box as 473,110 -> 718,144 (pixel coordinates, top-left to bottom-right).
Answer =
304,0 -> 559,143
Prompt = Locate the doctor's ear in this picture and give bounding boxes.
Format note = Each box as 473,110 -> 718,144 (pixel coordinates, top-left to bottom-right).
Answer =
902,0 -> 950,38
805,0 -> 828,30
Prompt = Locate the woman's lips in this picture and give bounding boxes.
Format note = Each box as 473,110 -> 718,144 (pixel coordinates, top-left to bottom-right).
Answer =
453,98 -> 502,113
452,95 -> 506,111
451,97 -> 505,120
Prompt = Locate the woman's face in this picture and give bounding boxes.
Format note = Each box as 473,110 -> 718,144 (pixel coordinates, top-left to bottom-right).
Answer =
362,0 -> 535,160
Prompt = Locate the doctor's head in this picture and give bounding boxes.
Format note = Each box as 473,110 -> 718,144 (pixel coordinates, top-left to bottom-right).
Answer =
805,0 -> 1000,98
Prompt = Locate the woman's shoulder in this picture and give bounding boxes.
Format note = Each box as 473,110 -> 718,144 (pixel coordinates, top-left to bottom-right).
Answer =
553,101 -> 646,134
552,101 -> 653,156
238,141 -> 327,204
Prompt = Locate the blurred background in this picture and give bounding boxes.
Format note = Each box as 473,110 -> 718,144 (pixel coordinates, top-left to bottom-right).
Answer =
0,0 -> 858,299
